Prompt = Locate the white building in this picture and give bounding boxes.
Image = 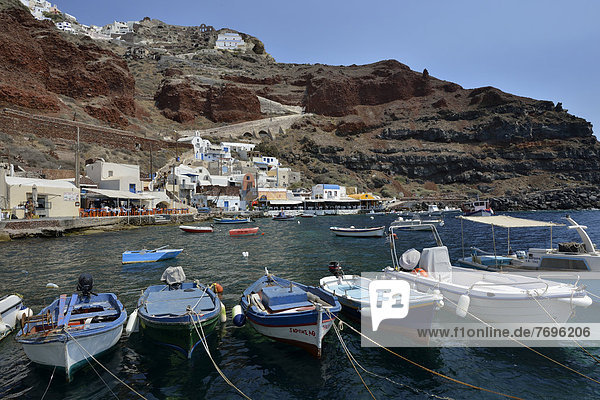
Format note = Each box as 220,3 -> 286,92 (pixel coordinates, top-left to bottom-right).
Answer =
85,159 -> 142,193
253,156 -> 280,170
215,32 -> 245,50
311,184 -> 347,200
167,165 -> 210,204
101,21 -> 134,36
55,21 -> 73,32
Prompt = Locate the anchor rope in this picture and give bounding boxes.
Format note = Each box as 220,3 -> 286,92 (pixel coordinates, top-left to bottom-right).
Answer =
65,330 -> 147,399
324,310 -> 522,399
40,366 -> 56,400
189,311 -> 252,400
82,351 -> 120,400
441,295 -> 600,385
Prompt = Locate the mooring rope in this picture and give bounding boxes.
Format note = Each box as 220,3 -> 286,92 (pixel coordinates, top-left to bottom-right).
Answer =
324,310 -> 522,400
189,311 -> 252,400
65,330 -> 147,399
40,366 -> 56,400
441,295 -> 600,385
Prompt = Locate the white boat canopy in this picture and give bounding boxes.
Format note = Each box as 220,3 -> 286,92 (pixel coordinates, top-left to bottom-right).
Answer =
458,215 -> 564,228
86,188 -> 158,200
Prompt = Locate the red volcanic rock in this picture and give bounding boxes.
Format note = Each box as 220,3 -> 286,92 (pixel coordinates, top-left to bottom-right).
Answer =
0,7 -> 136,121
155,78 -> 261,123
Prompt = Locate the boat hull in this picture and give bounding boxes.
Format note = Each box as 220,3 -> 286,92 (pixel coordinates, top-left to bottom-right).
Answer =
213,218 -> 251,224
179,225 -> 213,233
229,227 -> 260,236
21,323 -> 123,379
330,227 -> 385,237
0,295 -> 25,340
122,249 -> 183,264
139,314 -> 220,358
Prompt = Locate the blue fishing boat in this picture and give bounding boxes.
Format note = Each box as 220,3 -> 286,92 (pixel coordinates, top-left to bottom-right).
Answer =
135,267 -> 223,358
122,245 -> 183,264
16,274 -> 126,380
213,216 -> 252,224
235,269 -> 341,357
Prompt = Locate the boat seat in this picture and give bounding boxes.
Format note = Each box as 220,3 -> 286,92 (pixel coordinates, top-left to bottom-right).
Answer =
419,246 -> 452,282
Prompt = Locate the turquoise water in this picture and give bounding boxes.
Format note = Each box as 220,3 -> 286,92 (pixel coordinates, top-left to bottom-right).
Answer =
1,211 -> 600,399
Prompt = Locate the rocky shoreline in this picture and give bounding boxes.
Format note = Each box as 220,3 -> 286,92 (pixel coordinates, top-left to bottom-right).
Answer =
491,186 -> 600,211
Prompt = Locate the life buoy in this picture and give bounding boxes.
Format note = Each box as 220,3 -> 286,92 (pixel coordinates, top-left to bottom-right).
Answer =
411,268 -> 428,277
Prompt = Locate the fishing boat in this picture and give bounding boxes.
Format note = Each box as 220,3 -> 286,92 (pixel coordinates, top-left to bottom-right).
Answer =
390,217 -> 443,230
179,225 -> 214,233
213,216 -> 252,224
122,246 -> 183,264
329,226 -> 385,237
135,267 -> 222,358
235,269 -> 341,357
272,211 -> 295,221
0,294 -> 32,340
457,215 -> 600,272
300,213 -> 316,218
16,274 -> 126,380
461,199 -> 493,216
319,262 -> 443,323
384,224 -> 592,324
229,227 -> 260,236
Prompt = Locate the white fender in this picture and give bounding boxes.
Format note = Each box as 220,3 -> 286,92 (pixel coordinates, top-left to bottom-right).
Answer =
456,294 -> 470,318
125,309 -> 139,335
220,303 -> 227,322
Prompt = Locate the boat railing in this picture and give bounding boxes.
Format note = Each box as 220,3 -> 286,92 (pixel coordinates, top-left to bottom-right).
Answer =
535,273 -> 581,288
467,280 -> 550,295
388,224 -> 443,270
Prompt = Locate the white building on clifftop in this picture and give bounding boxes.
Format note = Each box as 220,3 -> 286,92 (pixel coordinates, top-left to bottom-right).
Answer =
215,32 -> 245,50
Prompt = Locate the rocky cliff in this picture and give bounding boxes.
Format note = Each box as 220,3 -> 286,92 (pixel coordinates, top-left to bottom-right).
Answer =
0,1 -> 598,205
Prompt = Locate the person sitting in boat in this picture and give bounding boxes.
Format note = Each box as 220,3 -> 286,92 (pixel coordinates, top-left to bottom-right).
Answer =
276,209 -> 286,218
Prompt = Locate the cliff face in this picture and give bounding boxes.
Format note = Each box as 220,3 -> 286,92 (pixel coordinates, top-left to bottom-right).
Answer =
0,5 -> 598,201
0,6 -> 136,127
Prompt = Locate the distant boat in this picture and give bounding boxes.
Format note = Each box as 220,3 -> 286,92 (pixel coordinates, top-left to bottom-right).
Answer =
300,213 -> 316,218
236,270 -> 341,357
179,225 -> 213,233
16,274 -> 126,380
390,217 -> 444,230
273,211 -> 295,221
122,245 -> 183,264
329,226 -> 385,237
0,294 -> 32,341
213,216 -> 252,224
462,199 -> 493,216
229,227 -> 260,236
136,267 -> 222,358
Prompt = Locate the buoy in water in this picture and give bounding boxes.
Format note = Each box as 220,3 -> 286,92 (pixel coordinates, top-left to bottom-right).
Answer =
242,251 -> 249,258
370,216 -> 374,220
297,220 -> 300,224
213,283 -> 224,293
46,283 -> 59,289
220,303 -> 227,322
232,305 -> 246,327
456,294 -> 470,318
125,309 -> 139,335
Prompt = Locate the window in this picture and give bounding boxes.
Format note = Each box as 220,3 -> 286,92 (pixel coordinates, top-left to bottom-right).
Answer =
108,170 -> 113,177
129,183 -> 136,193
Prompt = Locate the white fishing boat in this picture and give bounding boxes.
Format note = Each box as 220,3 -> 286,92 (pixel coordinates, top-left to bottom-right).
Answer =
457,215 -> 600,272
384,224 -> 592,324
390,216 -> 444,230
461,199 -> 493,216
330,226 -> 385,237
0,294 -> 32,340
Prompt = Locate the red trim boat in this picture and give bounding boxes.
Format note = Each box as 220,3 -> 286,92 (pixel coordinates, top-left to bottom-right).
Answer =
229,227 -> 260,236
179,225 -> 214,233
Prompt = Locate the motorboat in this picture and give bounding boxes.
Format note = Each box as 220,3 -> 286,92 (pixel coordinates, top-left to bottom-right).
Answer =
457,215 -> 600,272
122,246 -> 183,264
384,224 -> 592,324
16,274 -> 126,380
390,217 -> 444,230
229,227 -> 260,236
0,294 -> 32,340
329,226 -> 385,237
179,225 -> 214,233
135,267 -> 222,358
461,199 -> 493,216
272,211 -> 295,221
235,269 -> 341,357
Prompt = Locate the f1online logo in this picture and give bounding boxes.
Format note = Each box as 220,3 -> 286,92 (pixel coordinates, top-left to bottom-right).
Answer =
368,280 -> 410,331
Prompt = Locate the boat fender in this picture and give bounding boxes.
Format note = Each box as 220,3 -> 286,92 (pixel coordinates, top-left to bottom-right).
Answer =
125,309 -> 139,335
220,303 -> 227,323
432,290 -> 444,310
456,294 -> 470,318
212,283 -> 224,293
232,305 -> 246,327
16,308 -> 33,323
46,283 -> 59,289
0,323 -> 10,337
411,268 -> 428,277
559,295 -> 593,308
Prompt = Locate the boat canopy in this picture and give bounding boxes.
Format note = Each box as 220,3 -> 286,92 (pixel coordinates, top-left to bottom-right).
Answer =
458,215 -> 564,228
86,188 -> 158,200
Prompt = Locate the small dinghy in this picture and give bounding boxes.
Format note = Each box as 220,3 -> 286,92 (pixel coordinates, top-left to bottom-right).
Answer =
0,294 -> 32,341
329,226 -> 385,237
229,227 -> 260,236
16,274 -> 126,380
272,211 -> 295,221
135,267 -> 222,358
235,269 -> 341,357
122,245 -> 183,264
179,225 -> 213,233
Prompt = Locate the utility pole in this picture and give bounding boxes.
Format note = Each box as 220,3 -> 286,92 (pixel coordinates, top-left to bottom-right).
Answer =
73,113 -> 80,189
149,142 -> 153,182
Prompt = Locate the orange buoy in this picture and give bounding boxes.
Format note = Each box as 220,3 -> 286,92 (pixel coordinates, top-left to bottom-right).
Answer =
213,283 -> 224,293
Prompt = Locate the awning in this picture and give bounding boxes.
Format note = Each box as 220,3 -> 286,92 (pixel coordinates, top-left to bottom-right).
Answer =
85,188 -> 157,200
458,215 -> 564,228
267,200 -> 303,206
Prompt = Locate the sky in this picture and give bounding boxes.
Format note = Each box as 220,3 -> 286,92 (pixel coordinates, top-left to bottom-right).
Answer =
56,0 -> 600,137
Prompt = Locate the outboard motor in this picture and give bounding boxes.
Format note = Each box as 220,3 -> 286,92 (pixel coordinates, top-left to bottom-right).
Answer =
328,261 -> 344,278
77,273 -> 94,297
